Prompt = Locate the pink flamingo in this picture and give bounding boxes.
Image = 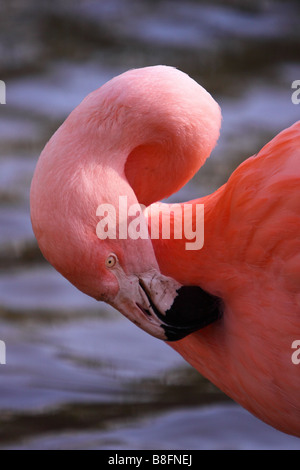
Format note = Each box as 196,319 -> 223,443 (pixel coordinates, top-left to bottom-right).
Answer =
30,66 -> 300,437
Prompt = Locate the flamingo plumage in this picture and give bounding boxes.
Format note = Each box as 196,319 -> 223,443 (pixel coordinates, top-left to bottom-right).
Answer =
30,66 -> 300,437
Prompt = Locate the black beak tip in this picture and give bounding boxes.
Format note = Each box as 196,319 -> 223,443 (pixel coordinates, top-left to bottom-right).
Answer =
162,285 -> 223,342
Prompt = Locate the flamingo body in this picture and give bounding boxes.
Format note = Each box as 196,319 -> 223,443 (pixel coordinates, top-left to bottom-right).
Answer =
30,66 -> 300,437
150,122 -> 300,436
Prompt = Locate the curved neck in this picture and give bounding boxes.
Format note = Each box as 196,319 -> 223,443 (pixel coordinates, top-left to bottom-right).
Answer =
31,65 -> 222,297
56,65 -> 221,208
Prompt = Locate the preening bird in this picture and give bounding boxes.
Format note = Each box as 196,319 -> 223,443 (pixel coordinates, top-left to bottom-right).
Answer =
30,66 -> 300,437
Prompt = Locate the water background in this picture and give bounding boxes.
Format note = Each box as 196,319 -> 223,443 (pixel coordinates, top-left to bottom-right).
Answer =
0,0 -> 299,450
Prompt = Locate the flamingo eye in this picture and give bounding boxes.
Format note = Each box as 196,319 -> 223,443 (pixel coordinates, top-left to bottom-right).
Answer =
105,254 -> 117,268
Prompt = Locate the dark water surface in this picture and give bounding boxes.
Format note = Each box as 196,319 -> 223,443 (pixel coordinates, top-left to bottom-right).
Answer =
0,0 -> 299,449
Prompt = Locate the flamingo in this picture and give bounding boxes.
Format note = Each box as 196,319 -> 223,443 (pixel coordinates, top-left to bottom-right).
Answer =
30,66 -> 300,438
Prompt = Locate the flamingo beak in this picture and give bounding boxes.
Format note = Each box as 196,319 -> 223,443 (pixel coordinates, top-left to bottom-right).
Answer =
138,274 -> 222,341
110,269 -> 222,341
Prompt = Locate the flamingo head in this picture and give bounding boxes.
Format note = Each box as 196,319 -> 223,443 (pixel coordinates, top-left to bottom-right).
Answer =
92,235 -> 222,342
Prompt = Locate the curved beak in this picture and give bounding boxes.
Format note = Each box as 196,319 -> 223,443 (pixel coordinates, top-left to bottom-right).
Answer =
109,269 -> 222,341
